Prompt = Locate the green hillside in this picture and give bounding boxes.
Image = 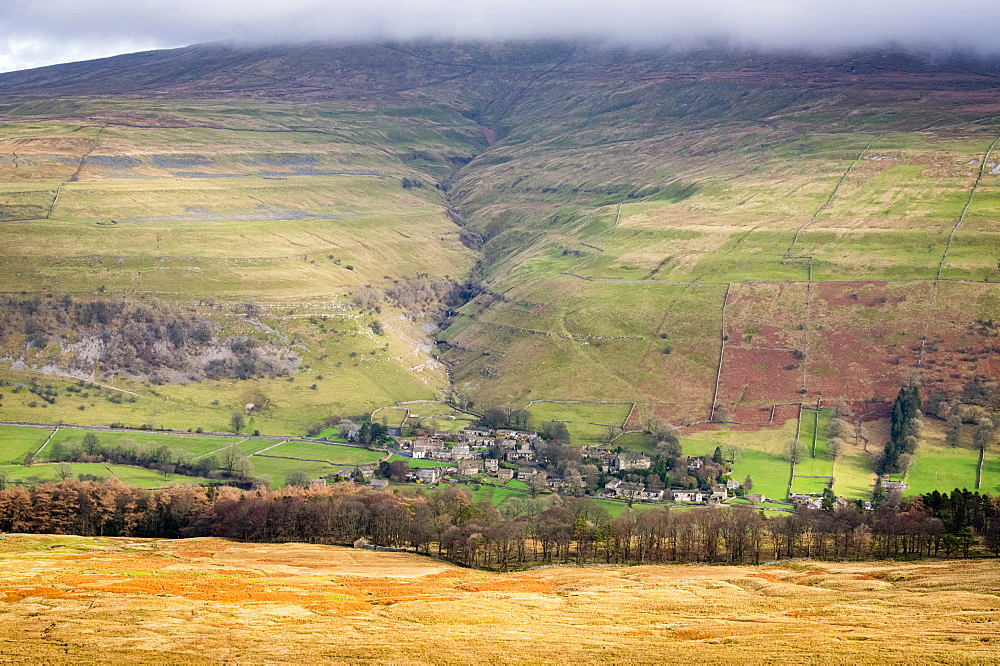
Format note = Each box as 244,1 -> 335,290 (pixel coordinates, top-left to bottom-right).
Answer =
0,42 -> 999,499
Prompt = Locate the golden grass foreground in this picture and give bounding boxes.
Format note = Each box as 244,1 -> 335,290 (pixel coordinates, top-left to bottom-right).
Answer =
0,535 -> 998,664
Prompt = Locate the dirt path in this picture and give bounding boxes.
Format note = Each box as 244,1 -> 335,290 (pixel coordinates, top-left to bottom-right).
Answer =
35,427 -> 59,458
193,437 -> 250,461
248,440 -> 286,456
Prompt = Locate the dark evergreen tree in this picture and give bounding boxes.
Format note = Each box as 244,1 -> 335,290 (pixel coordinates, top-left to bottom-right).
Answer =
880,383 -> 921,474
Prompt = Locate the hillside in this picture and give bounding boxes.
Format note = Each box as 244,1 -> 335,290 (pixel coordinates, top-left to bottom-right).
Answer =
0,41 -> 999,498
0,534 -> 998,664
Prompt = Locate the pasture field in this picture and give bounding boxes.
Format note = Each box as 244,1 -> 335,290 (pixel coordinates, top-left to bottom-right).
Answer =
463,485 -> 526,506
403,402 -> 478,433
259,440 -> 383,466
371,406 -> 409,427
613,431 -> 656,454
408,483 -> 527,507
832,441 -> 877,499
981,450 -> 1000,495
790,476 -> 831,494
677,437 -> 726,459
679,419 -> 799,499
0,425 -> 51,464
792,408 -> 835,493
525,401 -> 634,445
238,439 -> 279,456
94,465 -> 215,488
0,462 -> 212,487
588,498 -> 662,518
242,456 -> 337,487
0,425 -> 387,489
386,455 -> 451,468
1,535 -> 999,663
906,445 -> 980,496
42,428 -> 243,460
905,422 -> 982,495
242,441 -> 386,486
729,448 -> 793,501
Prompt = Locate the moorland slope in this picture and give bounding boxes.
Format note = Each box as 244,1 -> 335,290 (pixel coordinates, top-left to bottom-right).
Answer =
0,534 -> 998,664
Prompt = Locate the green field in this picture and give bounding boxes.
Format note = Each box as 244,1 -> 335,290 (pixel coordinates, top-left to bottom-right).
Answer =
96,465 -> 215,488
0,425 -> 387,488
0,426 -> 51,464
678,437 -> 727,459
588,499 -> 663,518
0,462 -> 212,488
980,450 -> 1000,495
260,440 -> 384,466
402,402 -> 479,434
244,441 -> 386,486
832,443 -> 876,499
526,402 -> 634,445
386,454 -> 451,468
243,457 -> 338,487
677,419 -> 800,499
372,407 -> 409,427
613,432 -> 656,454
791,409 -> 835,494
729,448 -> 793,501
42,428 -> 244,460
417,484 -> 526,507
905,441 -> 981,495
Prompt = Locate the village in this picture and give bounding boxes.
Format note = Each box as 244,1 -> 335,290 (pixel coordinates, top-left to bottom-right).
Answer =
321,424 -> 897,512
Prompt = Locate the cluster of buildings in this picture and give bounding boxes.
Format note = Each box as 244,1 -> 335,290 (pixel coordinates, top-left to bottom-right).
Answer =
393,427 -> 544,484
601,478 -> 733,503
316,424 -> 896,511
399,427 -> 540,463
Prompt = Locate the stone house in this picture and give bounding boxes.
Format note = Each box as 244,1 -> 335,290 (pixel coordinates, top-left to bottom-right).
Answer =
616,453 -> 652,471
416,467 -> 441,484
516,467 -> 538,480
671,489 -> 705,502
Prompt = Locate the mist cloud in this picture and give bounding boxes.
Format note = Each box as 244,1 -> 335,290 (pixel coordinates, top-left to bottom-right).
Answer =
2,0 -> 998,72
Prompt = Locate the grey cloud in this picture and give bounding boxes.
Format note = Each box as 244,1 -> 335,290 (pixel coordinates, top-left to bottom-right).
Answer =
2,0 -> 998,72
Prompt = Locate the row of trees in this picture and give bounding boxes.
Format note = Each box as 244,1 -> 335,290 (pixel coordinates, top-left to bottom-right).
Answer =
1,479 -> 998,569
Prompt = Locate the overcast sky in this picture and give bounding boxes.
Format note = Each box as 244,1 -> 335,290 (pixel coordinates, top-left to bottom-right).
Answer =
2,0 -> 998,73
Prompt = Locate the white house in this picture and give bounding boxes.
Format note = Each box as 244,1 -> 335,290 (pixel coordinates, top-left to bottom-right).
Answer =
672,489 -> 705,502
